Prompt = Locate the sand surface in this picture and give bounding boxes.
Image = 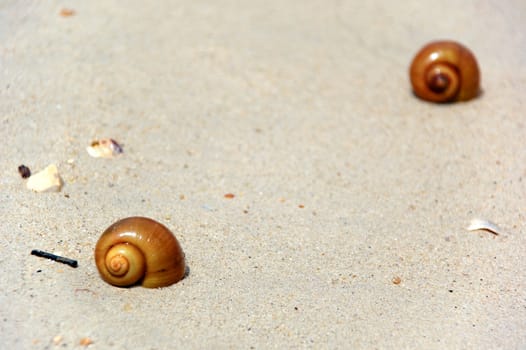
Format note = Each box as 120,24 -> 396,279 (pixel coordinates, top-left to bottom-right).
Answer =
1,0 -> 525,348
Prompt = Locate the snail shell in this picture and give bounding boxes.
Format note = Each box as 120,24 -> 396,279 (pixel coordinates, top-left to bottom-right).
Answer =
409,40 -> 480,103
94,217 -> 186,288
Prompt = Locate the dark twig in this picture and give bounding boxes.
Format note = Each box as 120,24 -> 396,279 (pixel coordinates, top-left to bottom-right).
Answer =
31,249 -> 78,268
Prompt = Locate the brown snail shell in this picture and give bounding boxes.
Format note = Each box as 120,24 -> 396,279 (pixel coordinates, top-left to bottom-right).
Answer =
409,40 -> 480,103
94,217 -> 186,288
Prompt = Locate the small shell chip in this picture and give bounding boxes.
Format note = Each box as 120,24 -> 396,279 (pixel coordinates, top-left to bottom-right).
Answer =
79,337 -> 93,346
86,138 -> 123,158
52,335 -> 63,345
26,164 -> 63,192
59,8 -> 75,17
466,218 -> 503,235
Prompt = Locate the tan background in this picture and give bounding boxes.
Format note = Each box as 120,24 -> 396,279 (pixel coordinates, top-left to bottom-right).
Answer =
1,0 -> 525,348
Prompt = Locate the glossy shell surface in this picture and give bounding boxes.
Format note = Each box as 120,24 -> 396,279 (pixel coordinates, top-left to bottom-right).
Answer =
409,40 -> 480,102
94,217 -> 185,288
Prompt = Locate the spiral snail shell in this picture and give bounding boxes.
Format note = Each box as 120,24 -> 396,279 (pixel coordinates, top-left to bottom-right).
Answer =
409,40 -> 480,103
94,217 -> 186,288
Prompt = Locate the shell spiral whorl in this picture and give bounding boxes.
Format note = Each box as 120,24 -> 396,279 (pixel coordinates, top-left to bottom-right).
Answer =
409,40 -> 480,103
104,243 -> 146,285
95,217 -> 186,288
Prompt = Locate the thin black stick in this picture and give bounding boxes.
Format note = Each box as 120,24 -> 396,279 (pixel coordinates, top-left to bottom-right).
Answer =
31,249 -> 78,268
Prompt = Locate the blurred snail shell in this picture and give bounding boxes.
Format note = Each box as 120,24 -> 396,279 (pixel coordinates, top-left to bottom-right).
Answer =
409,40 -> 480,103
94,217 -> 186,288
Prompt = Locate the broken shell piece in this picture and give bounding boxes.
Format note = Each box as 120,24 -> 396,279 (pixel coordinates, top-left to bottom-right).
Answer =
26,164 -> 63,192
86,138 -> 123,158
466,218 -> 503,235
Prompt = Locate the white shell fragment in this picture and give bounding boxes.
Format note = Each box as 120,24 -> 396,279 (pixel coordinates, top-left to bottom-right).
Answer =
466,218 -> 503,235
86,138 -> 123,158
26,164 -> 63,192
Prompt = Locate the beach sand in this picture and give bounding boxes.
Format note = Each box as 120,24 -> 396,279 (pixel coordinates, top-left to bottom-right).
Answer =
1,0 -> 525,348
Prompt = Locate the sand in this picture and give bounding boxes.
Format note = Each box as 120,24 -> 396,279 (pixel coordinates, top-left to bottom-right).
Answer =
1,0 -> 525,348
